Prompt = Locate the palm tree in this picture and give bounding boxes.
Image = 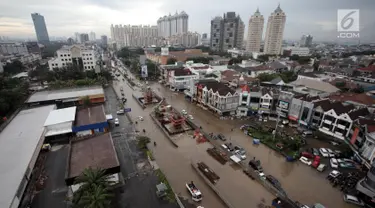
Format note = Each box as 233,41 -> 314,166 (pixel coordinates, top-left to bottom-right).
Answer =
82,96 -> 91,108
73,167 -> 113,208
77,184 -> 113,208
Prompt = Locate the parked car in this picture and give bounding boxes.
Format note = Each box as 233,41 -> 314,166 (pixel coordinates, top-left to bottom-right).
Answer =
217,133 -> 226,141
249,159 -> 263,172
181,109 -> 188,115
343,194 -> 365,206
326,148 -> 335,157
117,109 -> 124,115
319,148 -> 330,157
327,170 -> 341,181
302,131 -> 313,137
317,164 -> 326,172
114,118 -> 119,126
301,151 -> 314,159
266,175 -> 281,187
138,116 -> 144,121
299,156 -> 312,166
330,158 -> 339,169
235,150 -> 247,160
224,143 -> 235,151
311,148 -> 320,156
188,115 -> 194,120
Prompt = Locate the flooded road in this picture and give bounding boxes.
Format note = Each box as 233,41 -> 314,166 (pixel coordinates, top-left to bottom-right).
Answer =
111,73 -> 275,207
148,82 -> 356,208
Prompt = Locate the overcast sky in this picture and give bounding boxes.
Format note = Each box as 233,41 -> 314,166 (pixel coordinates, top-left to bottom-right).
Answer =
0,0 -> 374,42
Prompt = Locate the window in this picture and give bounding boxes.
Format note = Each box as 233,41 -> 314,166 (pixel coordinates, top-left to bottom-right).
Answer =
84,66 -> 87,69
64,54 -> 67,56
60,54 -> 63,57
213,34 -> 216,37
62,63 -> 65,66
229,33 -> 233,37
68,54 -> 70,56
214,25 -> 217,29
226,39 -> 229,43
230,23 -> 233,28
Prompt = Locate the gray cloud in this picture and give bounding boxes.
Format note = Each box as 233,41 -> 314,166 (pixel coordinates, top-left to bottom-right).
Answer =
0,0 -> 374,42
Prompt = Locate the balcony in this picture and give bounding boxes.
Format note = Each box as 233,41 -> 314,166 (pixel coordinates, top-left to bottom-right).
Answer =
323,119 -> 332,125
336,124 -> 346,130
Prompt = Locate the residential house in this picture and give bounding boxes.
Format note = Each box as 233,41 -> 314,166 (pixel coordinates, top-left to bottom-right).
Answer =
236,85 -> 262,117
220,70 -> 258,88
193,80 -> 239,115
158,64 -> 185,84
297,72 -> 326,81
266,60 -> 288,72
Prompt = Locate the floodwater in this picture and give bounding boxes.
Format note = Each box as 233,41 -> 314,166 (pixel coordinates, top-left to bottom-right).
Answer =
147,82 -> 357,208
111,73 -> 275,207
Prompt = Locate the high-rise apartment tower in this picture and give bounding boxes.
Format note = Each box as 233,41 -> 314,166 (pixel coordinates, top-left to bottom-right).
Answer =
263,5 -> 286,55
246,8 -> 264,53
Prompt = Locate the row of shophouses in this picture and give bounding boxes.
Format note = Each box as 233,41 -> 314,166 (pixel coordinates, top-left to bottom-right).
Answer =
158,63 -> 375,168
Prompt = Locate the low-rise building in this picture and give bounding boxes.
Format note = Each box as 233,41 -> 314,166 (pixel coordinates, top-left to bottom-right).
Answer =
193,80 -> 239,115
168,68 -> 198,91
289,79 -> 339,96
73,105 -> 108,136
146,49 -> 208,65
43,106 -> 77,142
220,70 -> 258,88
282,46 -> 310,56
48,44 -> 99,71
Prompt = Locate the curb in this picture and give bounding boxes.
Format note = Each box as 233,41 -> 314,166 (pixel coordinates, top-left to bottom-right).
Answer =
149,113 -> 179,148
191,162 -> 235,208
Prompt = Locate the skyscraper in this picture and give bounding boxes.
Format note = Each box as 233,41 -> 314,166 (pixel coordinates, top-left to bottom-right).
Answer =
263,4 -> 286,55
101,35 -> 108,47
79,33 -> 89,43
300,34 -> 313,47
246,8 -> 264,53
157,11 -> 189,37
210,12 -> 245,51
89,32 -> 96,41
31,13 -> 50,44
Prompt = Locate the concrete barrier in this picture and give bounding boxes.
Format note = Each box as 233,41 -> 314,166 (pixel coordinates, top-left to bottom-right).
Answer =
149,113 -> 179,148
132,94 -> 146,109
191,162 -> 235,208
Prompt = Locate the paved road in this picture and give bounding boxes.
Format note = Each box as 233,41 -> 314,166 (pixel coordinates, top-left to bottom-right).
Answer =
32,145 -> 69,208
104,86 -> 178,208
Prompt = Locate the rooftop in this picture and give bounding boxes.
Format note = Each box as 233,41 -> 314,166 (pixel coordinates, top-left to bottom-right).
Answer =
196,80 -> 235,96
75,105 -> 106,126
67,133 -> 120,181
329,93 -> 375,106
44,106 -> 77,126
290,79 -> 339,93
0,105 -> 55,207
174,68 -> 194,76
26,86 -> 104,103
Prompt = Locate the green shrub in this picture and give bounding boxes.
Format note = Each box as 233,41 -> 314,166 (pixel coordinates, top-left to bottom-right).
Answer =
137,136 -> 150,149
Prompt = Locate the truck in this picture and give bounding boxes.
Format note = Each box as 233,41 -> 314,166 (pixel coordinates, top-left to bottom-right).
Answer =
186,181 -> 202,202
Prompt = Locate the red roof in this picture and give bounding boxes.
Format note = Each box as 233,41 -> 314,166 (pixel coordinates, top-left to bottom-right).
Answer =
241,85 -> 250,92
357,65 -> 375,72
368,125 -> 375,133
192,66 -> 210,70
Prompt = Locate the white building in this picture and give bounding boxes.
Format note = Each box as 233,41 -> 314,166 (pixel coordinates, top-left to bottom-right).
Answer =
246,9 -> 264,53
0,42 -> 28,55
89,32 -> 96,41
168,68 -> 198,91
263,4 -> 286,55
157,11 -> 189,37
168,32 -> 200,47
48,45 -> 98,71
283,46 -> 310,56
110,24 -> 159,48
44,106 -> 77,137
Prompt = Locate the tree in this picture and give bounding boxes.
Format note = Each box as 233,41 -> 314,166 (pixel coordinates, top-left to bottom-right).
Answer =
257,73 -> 279,82
73,167 -> 113,207
82,96 -> 91,108
166,58 -> 177,65
4,60 -> 25,75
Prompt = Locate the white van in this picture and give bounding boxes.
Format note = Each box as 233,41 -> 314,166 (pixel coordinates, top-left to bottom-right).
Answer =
302,131 -> 313,137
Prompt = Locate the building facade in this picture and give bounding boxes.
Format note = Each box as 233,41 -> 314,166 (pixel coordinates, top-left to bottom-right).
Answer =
157,11 -> 189,37
263,5 -> 286,55
48,45 -> 98,71
0,42 -> 28,55
168,32 -> 200,47
110,24 -> 160,48
89,32 -> 96,41
246,9 -> 264,53
283,46 -> 310,56
210,12 -> 245,51
31,13 -> 50,44
201,33 -> 210,46
79,33 -> 89,43
101,35 -> 108,47
300,34 -> 313,47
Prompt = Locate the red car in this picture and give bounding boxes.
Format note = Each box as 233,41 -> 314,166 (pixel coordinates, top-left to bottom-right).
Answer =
301,151 -> 314,159
311,156 -> 321,168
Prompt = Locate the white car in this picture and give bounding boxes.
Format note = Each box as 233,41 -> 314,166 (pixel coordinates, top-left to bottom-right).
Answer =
319,148 -> 330,157
181,110 -> 188,115
114,118 -> 119,126
138,116 -> 144,121
330,158 -> 339,169
299,156 -> 312,166
116,109 -> 124,115
188,115 -> 194,120
326,148 -> 335,157
235,150 -> 247,160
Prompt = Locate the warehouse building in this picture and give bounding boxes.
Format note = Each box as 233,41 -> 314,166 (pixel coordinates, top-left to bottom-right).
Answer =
0,105 -> 55,208
25,86 -> 105,107
43,106 -> 77,143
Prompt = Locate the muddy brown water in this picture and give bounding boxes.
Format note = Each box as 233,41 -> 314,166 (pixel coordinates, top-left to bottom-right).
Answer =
112,77 -> 276,208
148,82 -> 357,208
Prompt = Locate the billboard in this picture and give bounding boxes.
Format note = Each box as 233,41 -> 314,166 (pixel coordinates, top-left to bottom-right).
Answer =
141,65 -> 148,78
278,100 -> 289,110
161,47 -> 169,56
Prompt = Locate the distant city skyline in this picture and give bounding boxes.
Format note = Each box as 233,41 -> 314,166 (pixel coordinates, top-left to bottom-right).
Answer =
0,0 -> 374,42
